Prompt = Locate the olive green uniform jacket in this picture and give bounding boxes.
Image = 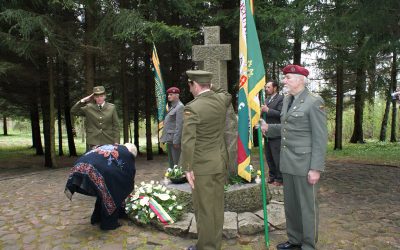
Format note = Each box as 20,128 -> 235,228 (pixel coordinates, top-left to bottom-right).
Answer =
267,88 -> 327,175
179,86 -> 231,175
71,101 -> 120,146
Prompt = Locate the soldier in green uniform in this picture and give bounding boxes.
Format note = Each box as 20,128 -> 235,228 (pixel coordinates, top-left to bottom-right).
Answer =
180,70 -> 231,250
71,86 -> 120,150
261,65 -> 327,250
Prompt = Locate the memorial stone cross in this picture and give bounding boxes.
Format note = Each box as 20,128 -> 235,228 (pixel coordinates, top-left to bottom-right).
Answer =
192,26 -> 238,175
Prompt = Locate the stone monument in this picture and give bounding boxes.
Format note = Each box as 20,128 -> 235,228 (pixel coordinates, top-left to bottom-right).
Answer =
192,26 -> 238,176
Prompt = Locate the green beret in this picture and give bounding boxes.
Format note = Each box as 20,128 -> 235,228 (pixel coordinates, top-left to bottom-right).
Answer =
186,70 -> 213,85
93,86 -> 105,95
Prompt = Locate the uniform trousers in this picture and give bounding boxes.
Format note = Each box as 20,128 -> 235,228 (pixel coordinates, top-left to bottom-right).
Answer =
167,143 -> 181,168
282,173 -> 319,250
192,173 -> 225,250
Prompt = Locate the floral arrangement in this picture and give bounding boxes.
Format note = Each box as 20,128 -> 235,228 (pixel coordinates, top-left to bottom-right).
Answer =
125,181 -> 184,225
249,165 -> 261,179
165,165 -> 187,183
228,165 -> 262,185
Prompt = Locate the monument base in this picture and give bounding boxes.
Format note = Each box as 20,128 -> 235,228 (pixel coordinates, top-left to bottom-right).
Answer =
166,179 -> 271,213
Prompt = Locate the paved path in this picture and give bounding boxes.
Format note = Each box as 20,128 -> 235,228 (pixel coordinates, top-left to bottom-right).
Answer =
0,155 -> 399,249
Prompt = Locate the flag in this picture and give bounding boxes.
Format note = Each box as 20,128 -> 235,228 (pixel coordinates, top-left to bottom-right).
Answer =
238,0 -> 266,182
152,44 -> 167,146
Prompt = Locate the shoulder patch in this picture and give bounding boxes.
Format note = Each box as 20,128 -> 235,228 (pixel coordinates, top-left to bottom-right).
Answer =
184,111 -> 191,116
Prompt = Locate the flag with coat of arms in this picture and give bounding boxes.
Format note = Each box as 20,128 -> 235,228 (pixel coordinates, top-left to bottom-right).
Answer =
237,0 -> 266,182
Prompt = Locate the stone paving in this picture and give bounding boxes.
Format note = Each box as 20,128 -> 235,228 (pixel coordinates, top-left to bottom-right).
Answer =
0,154 -> 399,249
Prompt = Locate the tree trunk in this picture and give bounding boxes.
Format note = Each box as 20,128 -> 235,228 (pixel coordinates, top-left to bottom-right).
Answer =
121,50 -> 129,143
133,46 -> 140,153
293,24 -> 302,65
31,87 -> 44,155
350,66 -> 366,143
334,57 -> 344,150
390,51 -> 397,142
144,44 -> 153,160
379,94 -> 391,141
56,60 -> 63,156
84,2 -> 96,94
62,60 -> 77,156
40,57 -> 57,168
3,115 -> 7,135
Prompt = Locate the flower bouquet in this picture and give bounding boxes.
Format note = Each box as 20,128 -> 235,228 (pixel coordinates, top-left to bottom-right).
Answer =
249,165 -> 261,182
125,181 -> 184,225
165,165 -> 187,184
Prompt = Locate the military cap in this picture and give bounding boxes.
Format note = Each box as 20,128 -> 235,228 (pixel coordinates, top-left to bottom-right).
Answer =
186,70 -> 213,85
167,87 -> 180,94
93,86 -> 105,95
282,64 -> 309,77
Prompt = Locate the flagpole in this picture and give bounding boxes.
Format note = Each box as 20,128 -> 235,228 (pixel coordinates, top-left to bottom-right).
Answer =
257,124 -> 269,248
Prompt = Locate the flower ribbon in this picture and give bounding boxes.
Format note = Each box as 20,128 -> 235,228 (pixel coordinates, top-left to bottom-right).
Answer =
140,196 -> 174,225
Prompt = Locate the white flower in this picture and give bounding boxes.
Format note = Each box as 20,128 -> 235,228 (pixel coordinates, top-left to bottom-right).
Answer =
150,180 -> 155,185
161,186 -> 167,192
140,181 -> 145,186
156,181 -> 159,184
130,194 -> 139,201
167,168 -> 172,172
172,195 -> 176,200
139,196 -> 150,206
132,204 -> 137,210
135,215 -> 139,219
166,190 -> 170,194
146,187 -> 153,193
158,193 -> 170,201
168,206 -> 173,211
139,187 -> 145,194
150,212 -> 155,219
177,205 -> 183,210
249,165 -> 253,171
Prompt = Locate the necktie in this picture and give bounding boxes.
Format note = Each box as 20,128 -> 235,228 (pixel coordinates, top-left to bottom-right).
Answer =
287,95 -> 294,111
98,105 -> 102,110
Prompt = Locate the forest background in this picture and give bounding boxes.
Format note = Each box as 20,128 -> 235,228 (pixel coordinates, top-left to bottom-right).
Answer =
0,0 -> 399,168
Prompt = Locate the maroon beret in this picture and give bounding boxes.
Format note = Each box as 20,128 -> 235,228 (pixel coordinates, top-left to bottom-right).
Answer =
166,87 -> 180,94
282,64 -> 309,77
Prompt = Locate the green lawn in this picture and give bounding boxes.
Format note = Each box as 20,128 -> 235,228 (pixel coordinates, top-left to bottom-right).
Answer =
0,133 -> 399,166
327,140 -> 400,166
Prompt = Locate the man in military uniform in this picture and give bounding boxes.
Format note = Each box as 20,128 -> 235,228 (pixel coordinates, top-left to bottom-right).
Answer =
261,80 -> 284,186
71,86 -> 120,150
180,70 -> 231,250
261,65 -> 327,250
160,87 -> 184,168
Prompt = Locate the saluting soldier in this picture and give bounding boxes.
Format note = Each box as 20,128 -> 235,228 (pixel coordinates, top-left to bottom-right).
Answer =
261,65 -> 328,250
71,86 -> 120,150
180,70 -> 231,250
160,87 -> 184,168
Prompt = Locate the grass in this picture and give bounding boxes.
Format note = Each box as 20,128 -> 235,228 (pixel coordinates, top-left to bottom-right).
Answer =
0,133 -> 162,160
327,140 -> 400,166
0,133 -> 399,167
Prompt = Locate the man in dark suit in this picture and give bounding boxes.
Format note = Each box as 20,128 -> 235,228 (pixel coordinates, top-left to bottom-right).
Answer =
261,80 -> 284,186
71,86 -> 120,150
180,70 -> 231,250
261,65 -> 327,250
